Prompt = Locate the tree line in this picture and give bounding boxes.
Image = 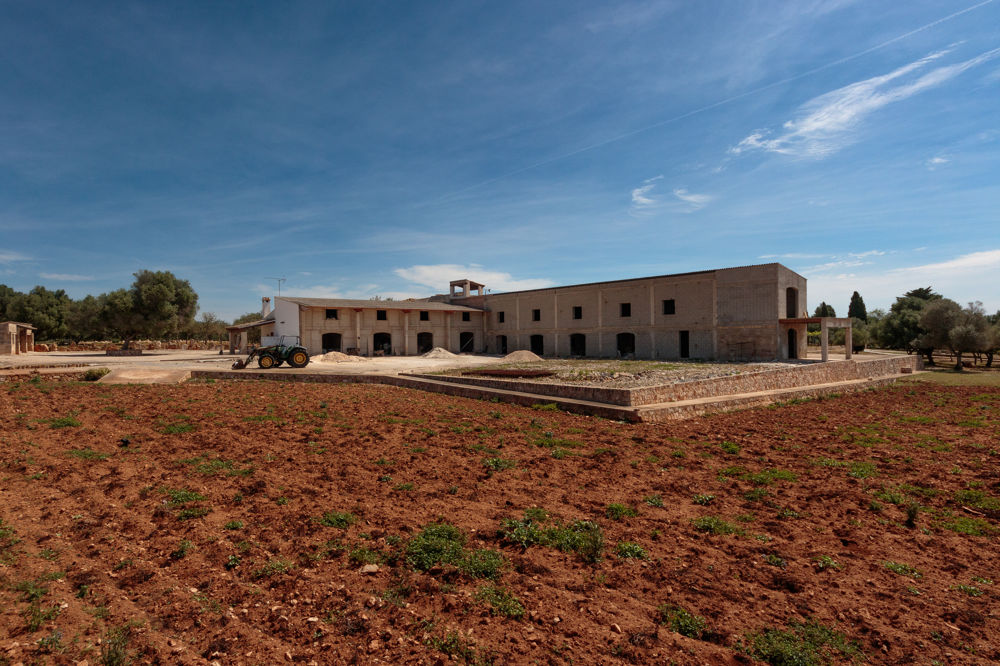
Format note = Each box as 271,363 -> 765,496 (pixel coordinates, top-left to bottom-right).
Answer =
0,271 -> 257,348
813,289 -> 1000,370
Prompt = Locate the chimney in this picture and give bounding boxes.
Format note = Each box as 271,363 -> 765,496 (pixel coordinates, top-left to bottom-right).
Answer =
262,296 -> 271,317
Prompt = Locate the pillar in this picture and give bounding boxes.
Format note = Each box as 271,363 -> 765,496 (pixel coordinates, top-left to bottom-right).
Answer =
403,311 -> 410,355
820,320 -> 829,362
844,325 -> 852,360
446,313 -> 452,352
354,309 -> 362,353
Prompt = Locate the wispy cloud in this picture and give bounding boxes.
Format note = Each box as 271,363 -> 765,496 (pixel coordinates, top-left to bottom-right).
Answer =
731,46 -> 1000,158
0,251 -> 30,263
629,176 -> 712,215
394,264 -> 554,293
925,155 -> 950,169
891,249 -> 1000,275
39,273 -> 95,281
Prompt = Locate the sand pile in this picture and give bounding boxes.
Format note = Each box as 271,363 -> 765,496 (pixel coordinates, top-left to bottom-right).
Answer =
316,351 -> 370,363
421,347 -> 458,359
502,350 -> 542,362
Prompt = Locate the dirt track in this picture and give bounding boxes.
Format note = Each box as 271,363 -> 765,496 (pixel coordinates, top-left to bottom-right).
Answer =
1,377 -> 998,664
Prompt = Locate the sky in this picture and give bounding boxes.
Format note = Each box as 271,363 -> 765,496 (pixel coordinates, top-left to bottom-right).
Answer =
1,0 -> 999,321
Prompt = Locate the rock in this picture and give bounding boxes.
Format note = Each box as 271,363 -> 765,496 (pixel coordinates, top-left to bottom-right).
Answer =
285,651 -> 293,661
368,639 -> 382,652
611,624 -> 622,634
360,564 -> 379,574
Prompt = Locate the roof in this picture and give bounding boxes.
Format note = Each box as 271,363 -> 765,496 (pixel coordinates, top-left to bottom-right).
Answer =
279,297 -> 485,312
0,321 -> 37,330
225,313 -> 275,331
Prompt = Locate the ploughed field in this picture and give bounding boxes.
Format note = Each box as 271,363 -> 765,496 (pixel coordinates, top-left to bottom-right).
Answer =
1,377 -> 999,665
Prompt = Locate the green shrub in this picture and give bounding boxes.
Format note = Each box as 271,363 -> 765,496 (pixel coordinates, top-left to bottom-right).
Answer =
482,457 -> 517,472
498,517 -> 546,550
251,557 -> 293,579
883,561 -> 921,578
691,516 -> 740,535
605,503 -> 638,521
720,441 -> 740,455
459,549 -> 505,580
406,523 -> 466,572
99,624 -> 132,666
615,541 -> 648,559
746,619 -> 861,665
644,494 -> 664,507
316,511 -> 356,529
546,520 -> 604,564
223,520 -> 244,530
814,555 -> 841,571
942,516 -> 995,536
475,584 -> 524,619
658,605 -> 706,638
67,448 -> 107,461
83,368 -> 110,382
692,494 -> 715,506
49,415 -> 81,429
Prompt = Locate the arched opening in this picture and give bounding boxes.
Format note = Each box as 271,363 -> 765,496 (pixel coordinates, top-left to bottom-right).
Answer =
530,334 -> 544,356
459,331 -> 474,353
322,333 -> 342,353
417,332 -> 433,354
787,329 -> 798,359
372,332 -> 391,356
496,335 -> 508,355
569,333 -> 586,357
616,332 -> 635,357
786,287 -> 798,319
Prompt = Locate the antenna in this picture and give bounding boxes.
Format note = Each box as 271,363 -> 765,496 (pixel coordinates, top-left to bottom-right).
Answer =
264,276 -> 286,297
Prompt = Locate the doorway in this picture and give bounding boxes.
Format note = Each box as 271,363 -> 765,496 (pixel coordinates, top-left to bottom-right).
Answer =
616,332 -> 635,357
373,332 -> 391,355
787,329 -> 797,359
569,333 -> 586,357
459,332 -> 474,353
530,334 -> 544,356
321,333 -> 342,353
496,335 -> 507,355
417,332 -> 433,354
679,330 -> 690,358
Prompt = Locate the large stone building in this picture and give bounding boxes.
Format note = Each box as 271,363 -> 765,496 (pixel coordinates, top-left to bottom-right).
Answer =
244,263 -> 822,361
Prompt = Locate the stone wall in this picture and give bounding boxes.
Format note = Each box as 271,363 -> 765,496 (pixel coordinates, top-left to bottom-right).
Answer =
34,340 -> 227,352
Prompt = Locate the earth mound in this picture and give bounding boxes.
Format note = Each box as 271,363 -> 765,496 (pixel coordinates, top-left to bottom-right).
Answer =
502,350 -> 542,362
421,347 -> 457,358
316,351 -> 369,363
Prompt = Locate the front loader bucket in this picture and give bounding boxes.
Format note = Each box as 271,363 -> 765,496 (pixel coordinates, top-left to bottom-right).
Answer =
231,359 -> 247,370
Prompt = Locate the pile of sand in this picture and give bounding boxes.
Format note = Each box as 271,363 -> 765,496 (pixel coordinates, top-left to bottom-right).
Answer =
502,350 -> 542,362
316,351 -> 370,363
421,347 -> 458,359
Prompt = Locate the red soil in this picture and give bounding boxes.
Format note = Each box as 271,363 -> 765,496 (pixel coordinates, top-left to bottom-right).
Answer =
1,377 -> 998,664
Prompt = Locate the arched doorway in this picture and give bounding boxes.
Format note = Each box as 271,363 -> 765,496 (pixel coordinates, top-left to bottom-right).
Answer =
530,334 -> 544,356
787,329 -> 797,359
569,333 -> 586,357
417,332 -> 433,354
616,332 -> 635,357
496,335 -> 508,355
459,331 -> 474,353
322,333 -> 342,353
373,332 -> 391,355
786,287 -> 798,318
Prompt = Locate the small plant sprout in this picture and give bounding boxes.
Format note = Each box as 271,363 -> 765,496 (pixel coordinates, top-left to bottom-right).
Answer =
692,494 -> 715,506
605,503 -> 638,521
814,555 -> 842,571
615,541 -> 648,559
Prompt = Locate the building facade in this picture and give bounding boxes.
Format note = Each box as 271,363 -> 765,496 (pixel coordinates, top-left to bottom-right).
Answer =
256,263 -> 811,361
1,322 -> 36,355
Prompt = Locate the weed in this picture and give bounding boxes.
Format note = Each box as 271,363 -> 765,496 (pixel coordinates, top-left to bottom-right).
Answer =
99,624 -> 132,666
953,584 -> 983,597
393,482 -> 415,491
460,549 -> 506,580
14,579 -> 48,602
904,503 -> 919,528
764,553 -> 786,568
544,520 -> 604,564
692,494 -> 716,506
36,629 -> 64,654
658,605 -> 706,639
720,441 -> 740,455
83,367 -> 111,382
24,602 -> 60,631
605,503 -> 638,520
348,546 -> 382,565
475,584 -> 525,619
38,547 -> 58,561
177,507 -> 210,520
615,541 -> 648,559
251,557 -> 294,579
746,619 -> 861,665
743,488 -> 769,502
884,561 -> 922,578
814,555 -> 841,571
48,414 -> 81,428
156,416 -> 195,434
482,457 -> 517,472
67,447 -> 108,461
644,494 -> 664,507
224,520 -> 244,530
316,511 -> 356,529
531,403 -> 559,411
954,489 -> 1000,514
225,555 -> 241,570
691,516 -> 741,535
848,461 -> 878,479
447,485 -> 458,495
942,516 -> 995,536
169,539 -> 194,560
972,576 -> 994,585
406,523 -> 465,572
162,488 -> 206,506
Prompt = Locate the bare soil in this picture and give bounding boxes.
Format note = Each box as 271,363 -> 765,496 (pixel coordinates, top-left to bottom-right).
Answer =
1,376 -> 999,664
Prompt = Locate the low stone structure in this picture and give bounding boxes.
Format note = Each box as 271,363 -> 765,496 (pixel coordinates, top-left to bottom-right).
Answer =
1,322 -> 35,355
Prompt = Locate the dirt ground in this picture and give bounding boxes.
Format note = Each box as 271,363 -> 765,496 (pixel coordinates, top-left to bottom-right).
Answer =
1,376 -> 998,664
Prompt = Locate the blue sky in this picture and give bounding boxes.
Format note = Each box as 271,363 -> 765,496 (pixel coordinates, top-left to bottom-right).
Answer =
2,0 -> 999,320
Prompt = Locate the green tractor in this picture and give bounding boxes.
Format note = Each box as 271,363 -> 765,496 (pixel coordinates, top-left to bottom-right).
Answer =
232,335 -> 310,370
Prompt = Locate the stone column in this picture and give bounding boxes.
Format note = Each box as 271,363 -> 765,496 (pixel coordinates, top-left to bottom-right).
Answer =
446,313 -> 452,352
552,292 -> 559,356
403,311 -> 410,355
820,320 -> 829,362
354,310 -> 362,353
596,288 -> 603,357
844,324 -> 852,360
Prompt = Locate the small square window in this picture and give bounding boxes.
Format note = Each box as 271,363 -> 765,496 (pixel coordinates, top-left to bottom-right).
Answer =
325,309 -> 339,320
462,312 -> 470,322
663,299 -> 675,315
572,306 -> 582,319
498,311 -> 505,323
376,310 -> 387,321
419,310 -> 429,321
532,309 -> 541,322
620,302 -> 631,317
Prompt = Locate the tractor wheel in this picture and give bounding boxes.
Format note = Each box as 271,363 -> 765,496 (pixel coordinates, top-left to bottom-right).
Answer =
258,354 -> 276,369
288,350 -> 309,368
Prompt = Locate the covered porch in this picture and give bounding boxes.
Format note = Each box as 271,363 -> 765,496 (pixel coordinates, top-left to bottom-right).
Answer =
780,317 -> 854,362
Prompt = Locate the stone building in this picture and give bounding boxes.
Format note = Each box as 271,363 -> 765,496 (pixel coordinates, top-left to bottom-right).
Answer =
252,263 -> 828,361
0,321 -> 36,355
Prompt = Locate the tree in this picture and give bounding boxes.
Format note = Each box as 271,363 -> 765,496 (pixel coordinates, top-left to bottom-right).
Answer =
65,295 -> 105,341
232,312 -> 264,345
102,271 -> 198,349
813,302 -> 836,318
5,286 -> 71,341
192,312 -> 228,341
877,288 -> 941,362
917,299 -> 989,371
847,291 -> 867,322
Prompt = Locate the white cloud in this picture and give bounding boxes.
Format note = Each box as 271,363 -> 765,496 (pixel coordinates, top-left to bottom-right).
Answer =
0,251 -> 30,263
672,188 -> 713,211
39,273 -> 95,281
629,176 -> 711,215
393,264 -> 554,293
731,46 -> 1000,158
925,155 -> 949,169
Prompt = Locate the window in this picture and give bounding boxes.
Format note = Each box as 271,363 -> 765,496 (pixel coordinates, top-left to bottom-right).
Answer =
663,299 -> 675,315
462,312 -> 470,322
498,311 -> 505,323
325,309 -> 339,320
572,306 -> 582,320
620,302 -> 631,317
376,310 -> 387,321
532,309 -> 541,322
419,310 -> 429,321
